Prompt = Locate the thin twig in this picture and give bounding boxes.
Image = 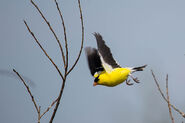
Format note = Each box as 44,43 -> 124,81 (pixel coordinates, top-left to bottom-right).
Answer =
54,0 -> 69,72
13,69 -> 39,113
151,70 -> 185,118
67,0 -> 84,75
30,0 -> 66,66
166,74 -> 175,123
38,106 -> 41,123
24,20 -> 64,80
49,77 -> 66,123
151,70 -> 166,101
40,98 -> 58,118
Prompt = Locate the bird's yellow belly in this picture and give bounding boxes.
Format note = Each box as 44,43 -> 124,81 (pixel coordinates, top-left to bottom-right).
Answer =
98,68 -> 131,87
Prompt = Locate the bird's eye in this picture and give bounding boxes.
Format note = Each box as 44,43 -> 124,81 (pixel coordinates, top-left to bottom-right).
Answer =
94,77 -> 99,82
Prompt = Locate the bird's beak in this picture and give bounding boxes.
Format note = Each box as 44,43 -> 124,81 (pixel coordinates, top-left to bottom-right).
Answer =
93,82 -> 98,86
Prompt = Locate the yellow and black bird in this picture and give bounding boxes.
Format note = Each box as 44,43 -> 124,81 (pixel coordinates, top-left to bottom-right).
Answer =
85,33 -> 147,87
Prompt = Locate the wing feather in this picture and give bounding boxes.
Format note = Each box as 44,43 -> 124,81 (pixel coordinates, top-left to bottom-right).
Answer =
85,47 -> 104,76
94,33 -> 120,72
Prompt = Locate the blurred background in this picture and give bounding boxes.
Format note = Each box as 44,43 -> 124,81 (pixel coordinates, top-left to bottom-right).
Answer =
1,0 -> 185,122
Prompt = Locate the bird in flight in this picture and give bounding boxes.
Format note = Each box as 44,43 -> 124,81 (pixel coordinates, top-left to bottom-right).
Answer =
85,33 -> 147,87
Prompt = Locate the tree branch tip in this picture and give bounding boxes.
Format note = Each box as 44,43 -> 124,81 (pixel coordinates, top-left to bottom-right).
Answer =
13,69 -> 16,72
183,113 -> 185,118
23,20 -> 28,26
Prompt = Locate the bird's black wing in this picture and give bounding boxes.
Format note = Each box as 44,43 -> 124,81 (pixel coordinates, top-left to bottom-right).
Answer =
85,47 -> 104,76
94,33 -> 120,72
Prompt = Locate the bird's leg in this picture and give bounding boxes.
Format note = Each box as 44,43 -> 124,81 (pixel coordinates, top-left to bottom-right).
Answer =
126,79 -> 134,86
129,75 -> 140,83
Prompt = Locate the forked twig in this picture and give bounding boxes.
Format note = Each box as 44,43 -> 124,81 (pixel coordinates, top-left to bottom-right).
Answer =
49,78 -> 66,123
13,69 -> 58,123
67,0 -> 84,75
49,0 -> 84,122
21,0 -> 84,122
13,69 -> 39,114
40,98 -> 58,118
166,74 -> 175,123
30,0 -> 66,66
151,70 -> 185,118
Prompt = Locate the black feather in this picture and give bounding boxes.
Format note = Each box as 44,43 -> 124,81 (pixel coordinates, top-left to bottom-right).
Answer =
93,33 -> 120,68
85,47 -> 104,76
133,65 -> 147,71
94,77 -> 99,82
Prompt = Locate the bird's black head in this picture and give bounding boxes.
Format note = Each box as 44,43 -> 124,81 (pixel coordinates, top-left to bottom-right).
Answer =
93,77 -> 99,86
94,77 -> 99,82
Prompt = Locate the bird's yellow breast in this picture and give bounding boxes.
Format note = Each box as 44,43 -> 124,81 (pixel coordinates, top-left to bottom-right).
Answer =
97,68 -> 131,87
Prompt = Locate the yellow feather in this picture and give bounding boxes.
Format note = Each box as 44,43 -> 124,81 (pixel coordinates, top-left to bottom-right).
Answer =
93,72 -> 99,78
96,68 -> 131,87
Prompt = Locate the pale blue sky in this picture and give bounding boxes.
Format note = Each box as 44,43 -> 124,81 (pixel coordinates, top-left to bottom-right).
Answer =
1,0 -> 185,123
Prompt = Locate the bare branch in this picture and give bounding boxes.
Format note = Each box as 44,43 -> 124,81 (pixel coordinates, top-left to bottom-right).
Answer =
151,70 -> 166,101
24,20 -> 64,80
13,69 -> 39,113
21,0 -> 84,122
49,0 -> 84,122
40,98 -> 58,118
49,77 -> 66,123
67,0 -> 84,75
54,0 -> 69,72
166,74 -> 174,123
38,106 -> 41,123
30,0 -> 66,66
151,70 -> 185,118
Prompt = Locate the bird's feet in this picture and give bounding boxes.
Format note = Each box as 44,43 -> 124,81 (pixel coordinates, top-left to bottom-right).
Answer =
130,75 -> 140,83
126,79 -> 134,86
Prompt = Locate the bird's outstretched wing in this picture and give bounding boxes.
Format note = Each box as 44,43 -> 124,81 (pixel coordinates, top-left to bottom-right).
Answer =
85,47 -> 104,76
94,33 -> 120,73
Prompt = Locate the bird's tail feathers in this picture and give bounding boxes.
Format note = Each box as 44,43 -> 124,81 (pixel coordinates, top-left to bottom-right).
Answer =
131,65 -> 147,72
